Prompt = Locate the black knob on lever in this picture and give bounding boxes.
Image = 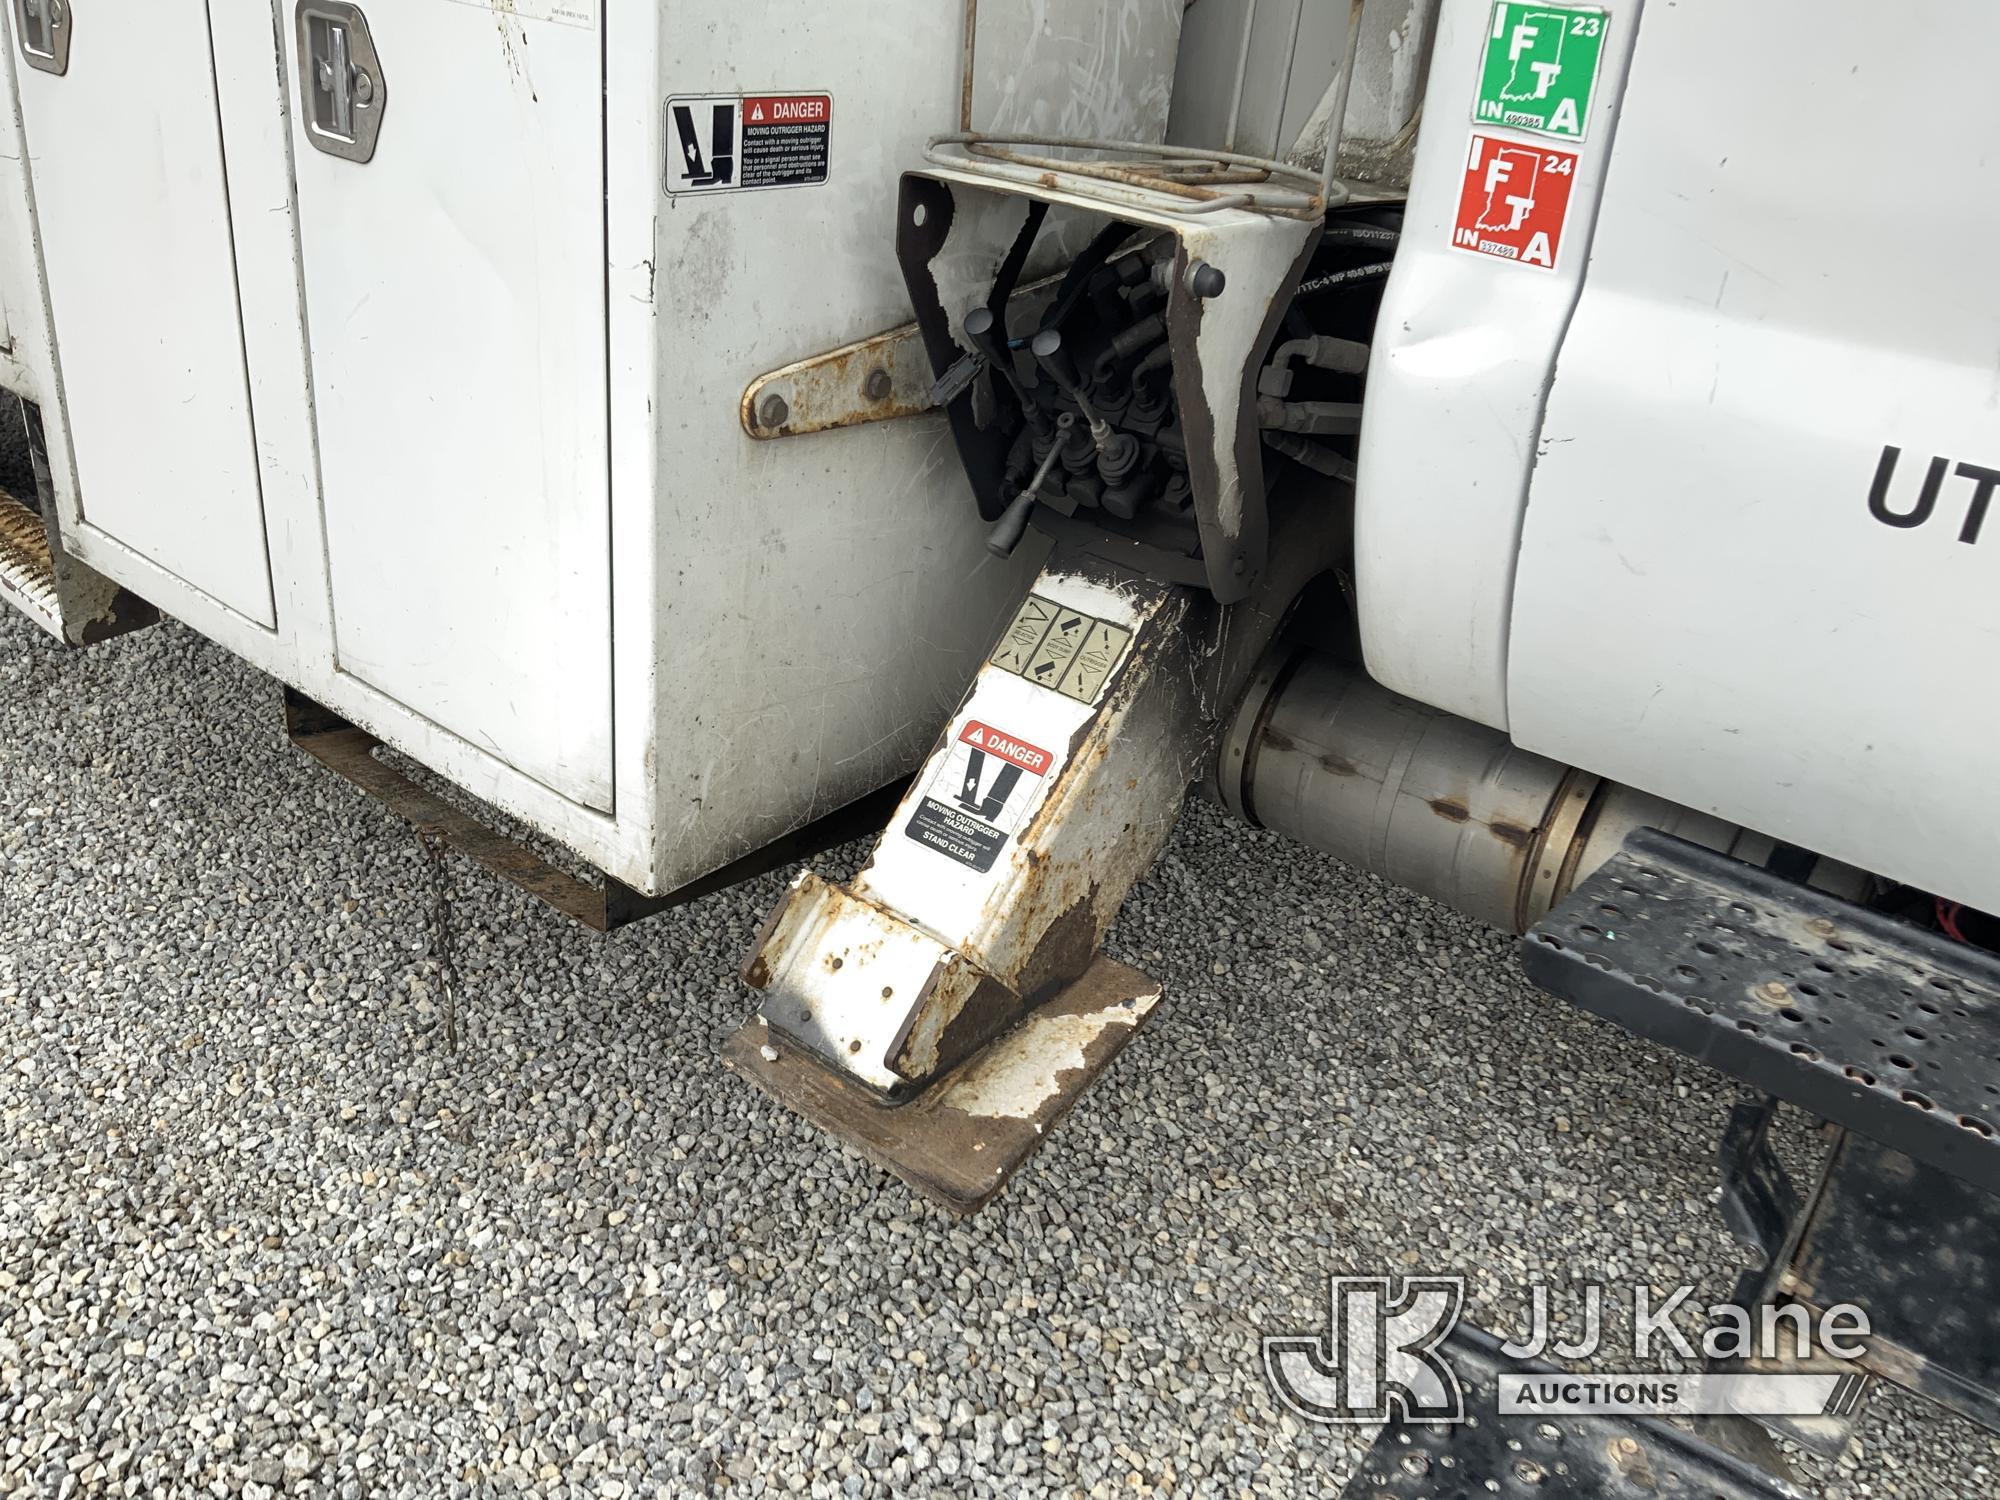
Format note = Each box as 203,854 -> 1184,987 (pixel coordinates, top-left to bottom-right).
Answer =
1029,327 -> 1083,397
986,413 -> 1072,559
965,306 -> 1050,435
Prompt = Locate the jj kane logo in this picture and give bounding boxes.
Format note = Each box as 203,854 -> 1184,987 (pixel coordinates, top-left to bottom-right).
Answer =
1264,1275 -> 1873,1424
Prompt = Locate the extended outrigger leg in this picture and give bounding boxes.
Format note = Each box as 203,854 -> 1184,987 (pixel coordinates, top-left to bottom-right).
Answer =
722,554 -> 1206,1213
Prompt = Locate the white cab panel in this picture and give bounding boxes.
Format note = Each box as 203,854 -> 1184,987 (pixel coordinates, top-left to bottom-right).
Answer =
1354,0 -> 1641,730
1507,0 -> 2000,910
13,2 -> 275,624
293,3 -> 612,811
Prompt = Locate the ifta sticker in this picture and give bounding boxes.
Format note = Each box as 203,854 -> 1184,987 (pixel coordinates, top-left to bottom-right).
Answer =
1473,3 -> 1607,140
1450,133 -> 1577,270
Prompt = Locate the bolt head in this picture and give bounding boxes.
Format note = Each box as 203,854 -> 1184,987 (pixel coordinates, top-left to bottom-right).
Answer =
862,367 -> 893,402
757,393 -> 790,430
1758,980 -> 1789,1002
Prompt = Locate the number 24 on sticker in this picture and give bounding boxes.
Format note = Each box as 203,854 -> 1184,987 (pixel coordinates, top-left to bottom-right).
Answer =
1450,133 -> 1580,270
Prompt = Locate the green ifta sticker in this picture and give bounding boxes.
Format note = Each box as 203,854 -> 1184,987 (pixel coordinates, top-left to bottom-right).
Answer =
1474,3 -> 1608,140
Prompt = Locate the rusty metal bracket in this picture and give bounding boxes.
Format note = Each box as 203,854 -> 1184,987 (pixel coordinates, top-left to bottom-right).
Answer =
740,322 -> 935,440
283,688 -> 906,932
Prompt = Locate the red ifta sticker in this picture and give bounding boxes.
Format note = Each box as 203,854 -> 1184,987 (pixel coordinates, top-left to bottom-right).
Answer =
959,721 -> 1052,776
1451,133 -> 1577,270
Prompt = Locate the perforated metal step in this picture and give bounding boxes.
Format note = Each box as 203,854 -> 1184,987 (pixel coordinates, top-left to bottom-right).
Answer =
1343,1324 -> 1803,1499
1524,829 -> 2000,1193
0,488 -> 61,635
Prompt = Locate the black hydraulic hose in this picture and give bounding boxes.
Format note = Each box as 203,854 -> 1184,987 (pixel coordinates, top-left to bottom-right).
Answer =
1040,221 -> 1139,333
1294,261 -> 1394,298
1263,431 -> 1357,483
1318,223 -> 1401,250
1268,334 -> 1370,377
1134,340 -> 1175,385
1091,314 -> 1167,381
1257,397 -> 1365,436
985,200 -> 1048,328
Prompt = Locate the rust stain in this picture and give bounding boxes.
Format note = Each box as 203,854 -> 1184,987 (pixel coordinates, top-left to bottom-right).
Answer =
1016,889 -> 1101,1004
1488,819 -> 1536,849
719,955 -> 1161,1216
1427,796 -> 1471,824
744,955 -> 771,989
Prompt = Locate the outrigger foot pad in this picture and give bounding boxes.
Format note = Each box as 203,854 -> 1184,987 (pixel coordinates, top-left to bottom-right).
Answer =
722,955 -> 1160,1214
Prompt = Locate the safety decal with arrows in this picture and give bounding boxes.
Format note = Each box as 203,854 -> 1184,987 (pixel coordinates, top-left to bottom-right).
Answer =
989,595 -> 1134,704
663,92 -> 831,195
904,720 -> 1054,873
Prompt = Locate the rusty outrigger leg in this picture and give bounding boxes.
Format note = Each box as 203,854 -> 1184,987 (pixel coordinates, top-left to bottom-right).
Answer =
724,554 -> 1208,1213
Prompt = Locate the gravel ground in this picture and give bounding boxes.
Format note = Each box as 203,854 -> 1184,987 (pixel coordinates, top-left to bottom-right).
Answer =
2,606 -> 1996,1499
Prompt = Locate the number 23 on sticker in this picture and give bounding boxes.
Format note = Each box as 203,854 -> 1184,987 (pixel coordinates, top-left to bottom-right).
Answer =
1473,2 -> 1608,141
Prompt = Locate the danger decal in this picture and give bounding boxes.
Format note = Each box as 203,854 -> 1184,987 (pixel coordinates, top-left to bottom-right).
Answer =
1450,133 -> 1577,270
664,92 -> 831,196
903,721 -> 1055,873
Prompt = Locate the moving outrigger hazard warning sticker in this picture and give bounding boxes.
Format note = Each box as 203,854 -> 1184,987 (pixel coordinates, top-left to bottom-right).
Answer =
1451,133 -> 1577,270
664,91 -> 831,195
903,720 -> 1053,873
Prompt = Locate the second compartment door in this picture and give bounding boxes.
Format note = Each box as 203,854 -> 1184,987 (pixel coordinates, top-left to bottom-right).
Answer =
292,3 -> 612,810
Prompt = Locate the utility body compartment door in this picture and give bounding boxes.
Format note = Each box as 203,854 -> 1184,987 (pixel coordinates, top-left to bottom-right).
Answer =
10,2 -> 277,624
291,2 -> 613,811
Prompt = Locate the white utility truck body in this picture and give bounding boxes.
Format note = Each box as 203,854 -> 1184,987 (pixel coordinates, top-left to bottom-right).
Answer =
0,1 -> 1185,894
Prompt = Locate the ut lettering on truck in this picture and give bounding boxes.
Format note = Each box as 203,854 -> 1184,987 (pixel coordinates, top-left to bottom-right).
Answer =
1868,444 -> 2000,545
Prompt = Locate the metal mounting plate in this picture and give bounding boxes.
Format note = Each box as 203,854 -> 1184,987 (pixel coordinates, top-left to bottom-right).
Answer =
1525,829 -> 2000,1192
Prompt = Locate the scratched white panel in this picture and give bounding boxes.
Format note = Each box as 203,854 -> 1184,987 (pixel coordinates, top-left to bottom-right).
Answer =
634,0 -> 1204,888
971,0 -> 1184,142
295,2 -> 612,810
